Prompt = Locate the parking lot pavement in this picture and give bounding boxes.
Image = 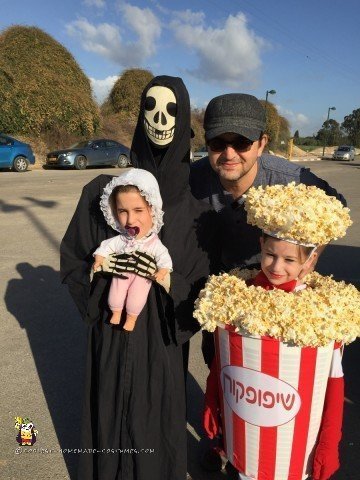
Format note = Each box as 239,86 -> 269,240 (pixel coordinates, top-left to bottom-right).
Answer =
0,162 -> 359,479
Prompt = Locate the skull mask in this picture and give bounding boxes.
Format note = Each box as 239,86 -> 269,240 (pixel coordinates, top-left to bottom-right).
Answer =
144,86 -> 177,147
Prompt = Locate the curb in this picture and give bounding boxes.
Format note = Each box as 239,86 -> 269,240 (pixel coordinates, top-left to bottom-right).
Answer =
290,157 -> 321,162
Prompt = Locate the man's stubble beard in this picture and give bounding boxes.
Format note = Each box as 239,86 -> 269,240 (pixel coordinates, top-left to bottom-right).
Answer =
218,169 -> 243,183
216,158 -> 259,191
216,163 -> 249,183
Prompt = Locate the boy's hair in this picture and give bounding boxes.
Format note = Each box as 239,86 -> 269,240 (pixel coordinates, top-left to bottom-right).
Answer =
109,185 -> 147,217
262,233 -> 314,263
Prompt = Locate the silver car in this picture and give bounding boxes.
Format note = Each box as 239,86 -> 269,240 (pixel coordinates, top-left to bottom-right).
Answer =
46,139 -> 131,169
332,146 -> 355,161
192,146 -> 208,162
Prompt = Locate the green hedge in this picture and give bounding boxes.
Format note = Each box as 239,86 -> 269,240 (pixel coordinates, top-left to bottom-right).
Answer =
0,26 -> 99,136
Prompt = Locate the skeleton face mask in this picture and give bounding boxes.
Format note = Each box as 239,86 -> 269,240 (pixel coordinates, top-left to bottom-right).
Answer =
144,86 -> 177,147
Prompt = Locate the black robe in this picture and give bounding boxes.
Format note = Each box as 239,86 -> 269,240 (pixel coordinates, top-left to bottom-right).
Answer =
60,76 -> 215,480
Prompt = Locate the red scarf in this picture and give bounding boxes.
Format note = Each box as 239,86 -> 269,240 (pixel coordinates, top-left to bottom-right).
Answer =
248,270 -> 297,292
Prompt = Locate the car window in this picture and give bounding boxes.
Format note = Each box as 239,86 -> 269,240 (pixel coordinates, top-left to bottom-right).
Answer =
105,141 -> 119,148
0,136 -> 12,146
338,147 -> 350,151
71,141 -> 90,148
93,141 -> 106,148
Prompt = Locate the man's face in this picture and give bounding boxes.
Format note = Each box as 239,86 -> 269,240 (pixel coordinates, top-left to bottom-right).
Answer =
207,132 -> 267,184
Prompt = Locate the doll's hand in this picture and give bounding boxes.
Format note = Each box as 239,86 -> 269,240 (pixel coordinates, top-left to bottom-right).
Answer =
104,251 -> 157,278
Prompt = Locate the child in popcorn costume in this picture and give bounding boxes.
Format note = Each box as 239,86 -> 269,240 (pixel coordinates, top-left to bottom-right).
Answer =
196,183 -> 358,480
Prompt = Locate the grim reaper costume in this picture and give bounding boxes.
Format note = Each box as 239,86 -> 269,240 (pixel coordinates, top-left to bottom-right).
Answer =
60,75 -> 215,480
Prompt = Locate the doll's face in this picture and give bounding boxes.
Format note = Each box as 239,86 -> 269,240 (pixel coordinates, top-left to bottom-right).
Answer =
115,191 -> 153,239
260,237 -> 315,285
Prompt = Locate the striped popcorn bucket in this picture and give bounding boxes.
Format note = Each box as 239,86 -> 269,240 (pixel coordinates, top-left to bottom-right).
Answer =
215,325 -> 334,480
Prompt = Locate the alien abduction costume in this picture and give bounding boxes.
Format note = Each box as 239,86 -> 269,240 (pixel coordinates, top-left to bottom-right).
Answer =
60,76 -> 214,480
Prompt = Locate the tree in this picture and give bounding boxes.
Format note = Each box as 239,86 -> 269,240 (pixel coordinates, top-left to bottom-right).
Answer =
191,108 -> 205,150
342,108 -> 360,147
316,119 -> 342,146
107,69 -> 153,119
294,130 -> 300,139
0,26 -> 99,136
296,136 -> 320,147
259,100 -> 280,150
279,115 -> 292,145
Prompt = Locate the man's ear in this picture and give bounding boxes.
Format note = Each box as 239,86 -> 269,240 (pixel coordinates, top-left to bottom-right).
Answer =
258,134 -> 268,156
259,236 -> 264,249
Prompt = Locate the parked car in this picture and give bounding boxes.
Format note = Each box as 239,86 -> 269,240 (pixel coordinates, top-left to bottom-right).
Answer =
332,145 -> 355,161
46,139 -> 131,169
192,145 -> 208,162
0,134 -> 35,172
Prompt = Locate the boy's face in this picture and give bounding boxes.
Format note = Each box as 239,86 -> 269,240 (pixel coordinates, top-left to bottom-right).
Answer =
116,191 -> 153,239
260,237 -> 313,285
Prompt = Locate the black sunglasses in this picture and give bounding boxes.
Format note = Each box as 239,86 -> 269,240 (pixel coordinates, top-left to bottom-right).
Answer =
207,136 -> 254,152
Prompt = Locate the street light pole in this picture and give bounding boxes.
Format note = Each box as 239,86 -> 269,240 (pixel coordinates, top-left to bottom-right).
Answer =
265,89 -> 276,106
322,106 -> 336,158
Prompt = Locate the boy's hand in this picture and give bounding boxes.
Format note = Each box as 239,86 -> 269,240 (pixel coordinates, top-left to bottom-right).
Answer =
312,376 -> 344,480
203,359 -> 220,439
313,447 -> 339,480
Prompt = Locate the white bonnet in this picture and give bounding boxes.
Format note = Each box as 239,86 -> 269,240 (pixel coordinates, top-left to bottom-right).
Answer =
99,168 -> 164,234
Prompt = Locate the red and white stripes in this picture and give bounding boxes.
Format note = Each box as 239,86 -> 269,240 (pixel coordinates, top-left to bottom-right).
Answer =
215,327 -> 335,480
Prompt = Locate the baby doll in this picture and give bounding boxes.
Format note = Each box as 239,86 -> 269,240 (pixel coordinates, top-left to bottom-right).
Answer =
93,169 -> 172,331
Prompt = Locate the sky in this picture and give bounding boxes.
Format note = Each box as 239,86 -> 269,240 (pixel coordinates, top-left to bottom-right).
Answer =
1,0 -> 360,136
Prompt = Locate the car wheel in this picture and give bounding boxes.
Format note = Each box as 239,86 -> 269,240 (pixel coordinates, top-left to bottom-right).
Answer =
13,156 -> 29,172
74,155 -> 87,170
117,154 -> 129,168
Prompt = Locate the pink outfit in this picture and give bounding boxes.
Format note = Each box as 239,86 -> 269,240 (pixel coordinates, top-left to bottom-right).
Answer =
108,274 -> 152,316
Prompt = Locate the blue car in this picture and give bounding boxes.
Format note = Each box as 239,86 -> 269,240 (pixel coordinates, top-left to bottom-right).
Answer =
0,134 -> 36,172
46,139 -> 131,170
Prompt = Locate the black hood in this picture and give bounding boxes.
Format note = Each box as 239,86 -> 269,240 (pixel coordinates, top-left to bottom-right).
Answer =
130,75 -> 192,206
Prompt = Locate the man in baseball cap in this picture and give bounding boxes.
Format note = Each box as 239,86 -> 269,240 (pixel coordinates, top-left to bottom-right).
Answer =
201,93 -> 268,199
204,93 -> 266,142
189,92 -> 346,474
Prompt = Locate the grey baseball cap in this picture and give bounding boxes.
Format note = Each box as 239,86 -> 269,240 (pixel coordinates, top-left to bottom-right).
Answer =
204,93 -> 266,142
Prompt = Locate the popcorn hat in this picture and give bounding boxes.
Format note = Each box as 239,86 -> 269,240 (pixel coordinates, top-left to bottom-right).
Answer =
244,182 -> 352,246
